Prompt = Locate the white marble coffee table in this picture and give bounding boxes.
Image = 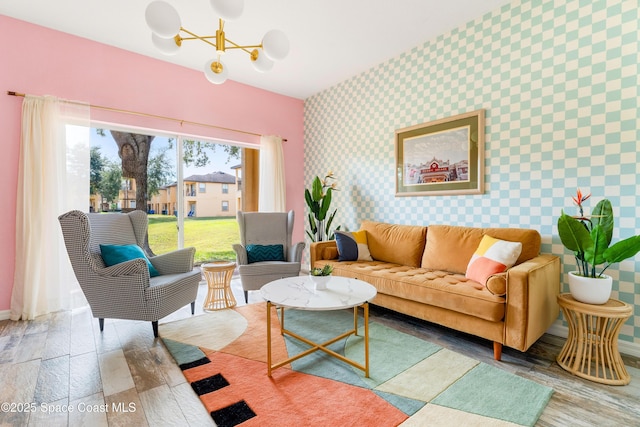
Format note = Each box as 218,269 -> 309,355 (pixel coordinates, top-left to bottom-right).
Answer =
261,275 -> 377,377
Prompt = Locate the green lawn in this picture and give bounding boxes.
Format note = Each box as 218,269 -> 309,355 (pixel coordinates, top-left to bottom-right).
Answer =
148,215 -> 239,264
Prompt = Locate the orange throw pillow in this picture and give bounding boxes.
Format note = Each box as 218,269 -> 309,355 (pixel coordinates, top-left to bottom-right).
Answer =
466,235 -> 522,286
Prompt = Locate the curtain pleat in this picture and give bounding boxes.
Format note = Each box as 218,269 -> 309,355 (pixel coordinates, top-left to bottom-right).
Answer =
258,135 -> 286,212
11,95 -> 90,320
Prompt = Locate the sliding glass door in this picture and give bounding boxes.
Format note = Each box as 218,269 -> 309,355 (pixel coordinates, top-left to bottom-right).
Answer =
89,126 -> 252,263
181,138 -> 241,262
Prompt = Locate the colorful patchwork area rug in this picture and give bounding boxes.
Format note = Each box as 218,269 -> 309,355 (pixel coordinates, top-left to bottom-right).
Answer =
160,304 -> 552,427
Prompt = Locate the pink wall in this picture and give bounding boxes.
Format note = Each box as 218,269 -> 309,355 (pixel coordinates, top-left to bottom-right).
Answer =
0,15 -> 305,312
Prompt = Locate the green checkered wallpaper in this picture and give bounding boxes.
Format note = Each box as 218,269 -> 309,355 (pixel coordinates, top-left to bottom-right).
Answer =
303,0 -> 640,344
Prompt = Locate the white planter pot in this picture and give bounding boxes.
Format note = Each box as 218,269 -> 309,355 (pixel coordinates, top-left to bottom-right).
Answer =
310,275 -> 331,290
568,271 -> 612,304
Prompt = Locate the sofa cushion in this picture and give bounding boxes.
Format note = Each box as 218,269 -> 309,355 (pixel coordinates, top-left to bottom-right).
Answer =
318,259 -> 505,322
323,246 -> 339,260
360,221 -> 427,268
466,235 -> 522,285
421,225 -> 484,274
421,225 -> 541,274
335,230 -> 373,261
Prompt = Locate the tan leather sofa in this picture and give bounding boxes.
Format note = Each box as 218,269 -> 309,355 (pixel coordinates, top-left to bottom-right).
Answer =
310,221 -> 560,360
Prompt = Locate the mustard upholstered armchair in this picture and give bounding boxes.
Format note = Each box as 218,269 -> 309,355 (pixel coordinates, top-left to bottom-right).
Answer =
58,210 -> 200,337
232,210 -> 305,303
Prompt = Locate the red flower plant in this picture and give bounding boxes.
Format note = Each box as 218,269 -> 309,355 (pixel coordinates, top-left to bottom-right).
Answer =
572,188 -> 591,219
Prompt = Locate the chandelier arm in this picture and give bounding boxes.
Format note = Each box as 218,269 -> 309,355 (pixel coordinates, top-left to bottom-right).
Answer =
146,3 -> 288,84
179,36 -> 217,42
224,39 -> 263,55
180,27 -> 218,49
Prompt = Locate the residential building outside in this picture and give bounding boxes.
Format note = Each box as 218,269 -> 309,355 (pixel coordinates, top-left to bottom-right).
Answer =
149,171 -> 238,217
89,178 -> 137,213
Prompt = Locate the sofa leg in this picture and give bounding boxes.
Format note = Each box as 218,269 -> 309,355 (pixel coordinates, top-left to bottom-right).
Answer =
191,301 -> 195,315
244,291 -> 248,304
493,342 -> 503,361
99,318 -> 104,332
152,321 -> 159,338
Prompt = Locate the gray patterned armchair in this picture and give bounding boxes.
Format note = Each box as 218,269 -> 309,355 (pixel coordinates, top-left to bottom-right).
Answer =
58,210 -> 200,337
232,211 -> 305,303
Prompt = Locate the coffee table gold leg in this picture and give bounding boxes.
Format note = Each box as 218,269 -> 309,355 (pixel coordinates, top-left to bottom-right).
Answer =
353,306 -> 358,336
267,301 -> 272,377
364,302 -> 370,378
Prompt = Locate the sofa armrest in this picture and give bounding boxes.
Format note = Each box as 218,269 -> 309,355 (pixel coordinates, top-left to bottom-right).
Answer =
289,242 -> 305,263
232,244 -> 248,265
149,247 -> 195,274
96,258 -> 149,278
504,254 -> 561,352
309,241 -> 338,268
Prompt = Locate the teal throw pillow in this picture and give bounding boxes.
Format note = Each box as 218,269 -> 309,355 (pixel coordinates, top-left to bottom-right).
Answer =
100,244 -> 160,277
246,244 -> 285,263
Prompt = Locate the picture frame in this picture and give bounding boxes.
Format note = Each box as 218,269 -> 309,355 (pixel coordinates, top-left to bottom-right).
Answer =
395,109 -> 485,196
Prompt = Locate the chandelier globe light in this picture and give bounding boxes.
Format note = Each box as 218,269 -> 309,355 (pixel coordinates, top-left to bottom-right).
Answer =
151,33 -> 181,55
145,0 -> 289,85
262,29 -> 290,61
210,0 -> 243,21
145,1 -> 181,38
204,59 -> 229,84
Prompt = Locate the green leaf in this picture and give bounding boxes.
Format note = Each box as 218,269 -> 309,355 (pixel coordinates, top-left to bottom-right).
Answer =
311,176 -> 323,201
318,187 -> 332,221
604,235 -> 640,264
326,209 -> 336,233
591,199 -> 613,246
558,211 -> 593,253
307,213 -> 317,234
328,224 -> 340,241
585,224 -> 608,269
304,189 -> 314,210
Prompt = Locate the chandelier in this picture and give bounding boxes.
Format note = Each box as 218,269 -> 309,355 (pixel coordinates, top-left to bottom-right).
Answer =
145,0 -> 290,84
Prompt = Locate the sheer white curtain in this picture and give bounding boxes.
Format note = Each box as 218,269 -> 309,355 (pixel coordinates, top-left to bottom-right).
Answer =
11,95 -> 90,320
258,135 -> 286,212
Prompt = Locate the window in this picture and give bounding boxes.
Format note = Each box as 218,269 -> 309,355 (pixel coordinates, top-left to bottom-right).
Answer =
222,183 -> 229,194
90,126 -> 253,261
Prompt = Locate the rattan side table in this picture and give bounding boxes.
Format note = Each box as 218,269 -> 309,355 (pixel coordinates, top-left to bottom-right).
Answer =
202,261 -> 237,311
557,293 -> 632,385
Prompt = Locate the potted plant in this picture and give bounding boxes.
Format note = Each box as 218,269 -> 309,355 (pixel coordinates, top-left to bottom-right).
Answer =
309,265 -> 333,290
305,172 -> 341,241
557,189 -> 640,304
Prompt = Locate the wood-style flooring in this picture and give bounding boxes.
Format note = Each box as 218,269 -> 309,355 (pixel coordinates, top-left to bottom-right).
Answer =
0,271 -> 638,426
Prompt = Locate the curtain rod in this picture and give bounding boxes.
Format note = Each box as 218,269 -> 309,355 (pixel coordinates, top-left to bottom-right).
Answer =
6,91 -> 287,142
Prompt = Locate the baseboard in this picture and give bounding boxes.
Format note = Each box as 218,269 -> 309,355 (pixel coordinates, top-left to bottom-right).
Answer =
547,321 -> 640,359
0,309 -> 10,321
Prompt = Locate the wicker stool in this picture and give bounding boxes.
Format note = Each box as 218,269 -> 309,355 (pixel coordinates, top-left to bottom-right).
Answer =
557,293 -> 632,385
202,261 -> 237,311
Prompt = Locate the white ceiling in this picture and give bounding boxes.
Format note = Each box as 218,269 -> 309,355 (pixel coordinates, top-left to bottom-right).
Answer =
1,0 -> 512,99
